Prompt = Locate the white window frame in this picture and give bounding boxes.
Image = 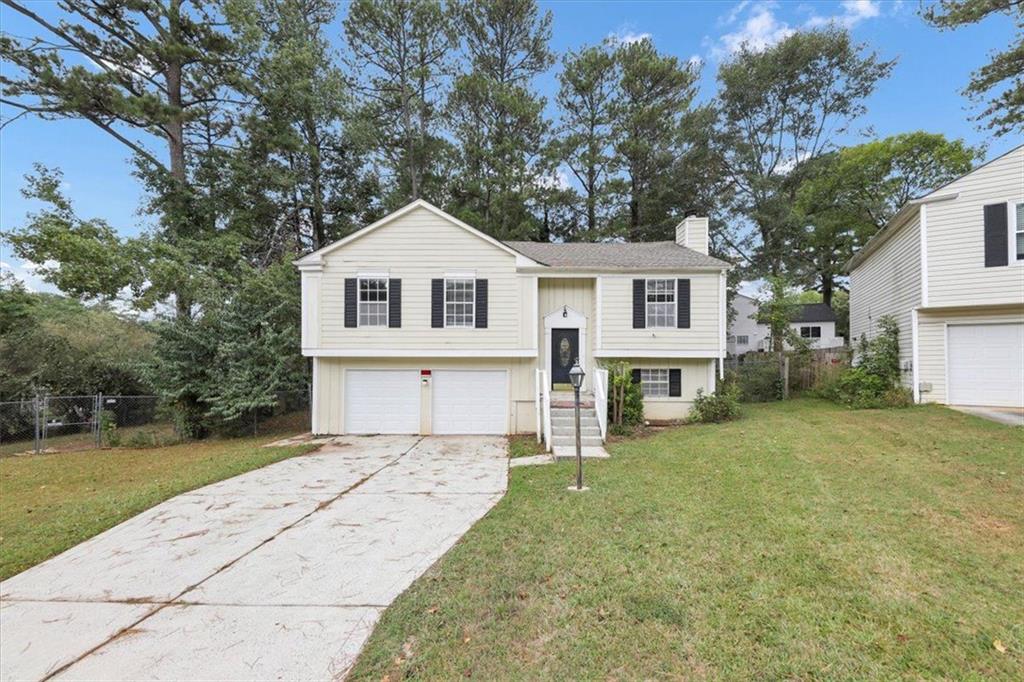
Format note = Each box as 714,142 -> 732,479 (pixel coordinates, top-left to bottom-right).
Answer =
645,278 -> 676,329
736,335 -> 749,346
800,325 -> 822,339
639,368 -> 670,398
1011,199 -> 1024,264
444,278 -> 475,328
357,277 -> 389,328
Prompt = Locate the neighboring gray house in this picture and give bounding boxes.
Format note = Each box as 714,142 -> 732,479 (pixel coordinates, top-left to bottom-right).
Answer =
728,294 -> 844,354
847,144 -> 1024,408
295,199 -> 731,445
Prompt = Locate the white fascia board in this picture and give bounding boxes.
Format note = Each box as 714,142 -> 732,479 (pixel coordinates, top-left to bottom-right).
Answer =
518,266 -> 729,276
594,349 -> 721,358
294,199 -> 540,266
303,348 -> 538,358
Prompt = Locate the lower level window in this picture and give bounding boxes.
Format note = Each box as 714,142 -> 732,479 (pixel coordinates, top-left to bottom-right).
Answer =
800,326 -> 822,338
640,369 -> 669,397
736,335 -> 749,345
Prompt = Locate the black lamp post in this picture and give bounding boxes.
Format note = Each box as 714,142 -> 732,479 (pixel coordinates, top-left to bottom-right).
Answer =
568,360 -> 586,491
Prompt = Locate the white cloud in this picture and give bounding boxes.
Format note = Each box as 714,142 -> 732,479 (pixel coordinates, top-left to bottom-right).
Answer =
712,2 -> 795,58
536,169 -> 571,191
805,0 -> 881,28
606,25 -> 652,46
708,0 -> 885,59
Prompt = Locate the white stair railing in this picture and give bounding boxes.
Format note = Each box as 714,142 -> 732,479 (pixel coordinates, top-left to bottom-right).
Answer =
536,369 -> 552,452
594,367 -> 609,442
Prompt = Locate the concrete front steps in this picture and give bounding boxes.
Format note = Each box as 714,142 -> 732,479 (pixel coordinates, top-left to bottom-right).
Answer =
550,406 -> 603,448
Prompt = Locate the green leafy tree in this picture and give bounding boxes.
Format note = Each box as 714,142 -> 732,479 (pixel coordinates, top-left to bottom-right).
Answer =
447,0 -> 553,238
612,38 -> 700,241
792,133 -> 980,306
344,0 -> 456,205
921,0 -> 1024,137
554,43 -> 619,239
715,28 -> 896,279
1,0 -> 249,318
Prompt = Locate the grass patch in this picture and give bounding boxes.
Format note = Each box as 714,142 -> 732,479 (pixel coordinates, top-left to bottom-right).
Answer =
0,436 -> 315,580
508,434 -> 546,459
350,399 -> 1024,680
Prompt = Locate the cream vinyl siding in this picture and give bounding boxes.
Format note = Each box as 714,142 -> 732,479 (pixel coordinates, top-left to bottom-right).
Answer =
318,206 -> 533,351
849,213 -> 921,388
926,147 -> 1024,307
599,272 -> 721,352
313,357 -> 537,435
916,306 -> 1024,405
537,278 -> 595,382
599,357 -> 714,420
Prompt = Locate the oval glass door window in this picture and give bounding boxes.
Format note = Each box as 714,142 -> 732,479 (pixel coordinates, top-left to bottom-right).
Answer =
559,337 -> 571,367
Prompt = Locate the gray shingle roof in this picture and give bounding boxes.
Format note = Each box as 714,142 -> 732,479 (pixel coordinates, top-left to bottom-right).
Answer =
793,303 -> 837,323
503,240 -> 730,270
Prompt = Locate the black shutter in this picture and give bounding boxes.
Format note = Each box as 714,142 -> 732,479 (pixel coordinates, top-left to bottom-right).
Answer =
677,279 -> 691,328
344,278 -> 357,328
388,279 -> 401,328
475,279 -> 488,328
984,203 -> 1009,267
633,279 -> 646,329
431,279 -> 444,328
669,369 -> 682,397
631,368 -> 641,384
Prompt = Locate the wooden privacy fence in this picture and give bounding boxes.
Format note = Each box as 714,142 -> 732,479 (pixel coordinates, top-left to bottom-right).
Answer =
788,348 -> 851,392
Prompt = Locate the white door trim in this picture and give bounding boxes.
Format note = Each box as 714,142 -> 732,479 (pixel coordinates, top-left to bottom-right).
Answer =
544,305 -> 587,390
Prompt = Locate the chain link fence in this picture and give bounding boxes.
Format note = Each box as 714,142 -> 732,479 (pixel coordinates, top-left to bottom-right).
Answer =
1,389 -> 311,456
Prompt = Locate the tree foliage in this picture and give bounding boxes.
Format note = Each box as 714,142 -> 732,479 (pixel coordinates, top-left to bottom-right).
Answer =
922,0 -> 1024,137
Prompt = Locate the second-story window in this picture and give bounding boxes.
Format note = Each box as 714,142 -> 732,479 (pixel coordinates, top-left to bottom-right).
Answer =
358,278 -> 388,327
445,278 -> 475,328
646,279 -> 676,328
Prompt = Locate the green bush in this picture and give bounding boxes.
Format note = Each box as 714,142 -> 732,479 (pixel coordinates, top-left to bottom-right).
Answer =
732,361 -> 783,402
820,315 -> 909,409
604,361 -> 645,428
689,384 -> 742,423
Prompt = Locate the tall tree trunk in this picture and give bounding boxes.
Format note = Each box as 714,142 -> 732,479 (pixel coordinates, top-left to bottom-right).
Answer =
303,111 -> 326,250
165,0 -> 191,320
821,275 -> 833,308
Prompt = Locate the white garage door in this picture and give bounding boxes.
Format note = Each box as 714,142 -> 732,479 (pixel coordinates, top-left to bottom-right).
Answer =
345,370 -> 421,434
432,370 -> 508,435
947,323 -> 1024,407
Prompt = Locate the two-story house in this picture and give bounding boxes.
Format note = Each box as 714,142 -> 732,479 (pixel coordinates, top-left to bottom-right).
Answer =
295,199 -> 730,441
847,144 -> 1024,408
727,294 -> 844,354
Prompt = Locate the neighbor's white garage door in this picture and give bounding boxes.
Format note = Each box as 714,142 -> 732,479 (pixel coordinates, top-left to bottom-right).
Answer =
947,323 -> 1024,407
345,370 -> 420,434
432,370 -> 507,434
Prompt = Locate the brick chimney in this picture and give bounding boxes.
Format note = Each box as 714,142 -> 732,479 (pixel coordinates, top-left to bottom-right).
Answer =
675,215 -> 709,255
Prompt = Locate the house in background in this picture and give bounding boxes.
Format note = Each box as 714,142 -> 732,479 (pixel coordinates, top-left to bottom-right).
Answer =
295,199 -> 730,446
847,144 -> 1024,408
727,294 -> 844,354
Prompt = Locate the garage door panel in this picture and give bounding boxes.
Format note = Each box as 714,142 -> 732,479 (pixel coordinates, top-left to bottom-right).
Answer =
432,371 -> 507,435
947,323 -> 1024,407
345,370 -> 420,434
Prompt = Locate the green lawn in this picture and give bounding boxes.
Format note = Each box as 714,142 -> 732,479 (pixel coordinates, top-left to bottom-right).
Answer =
0,436 -> 315,580
351,400 -> 1024,680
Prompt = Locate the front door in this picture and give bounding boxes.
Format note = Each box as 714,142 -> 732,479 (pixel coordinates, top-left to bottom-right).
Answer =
551,328 -> 579,386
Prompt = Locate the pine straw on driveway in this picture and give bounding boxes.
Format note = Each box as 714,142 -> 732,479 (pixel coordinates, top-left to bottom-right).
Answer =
350,400 -> 1023,680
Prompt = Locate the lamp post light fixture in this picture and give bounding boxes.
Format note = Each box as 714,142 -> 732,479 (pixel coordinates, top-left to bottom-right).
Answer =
568,360 -> 587,492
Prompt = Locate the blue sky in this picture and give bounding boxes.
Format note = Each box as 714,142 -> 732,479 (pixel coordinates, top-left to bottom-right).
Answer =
1,0 -> 1017,293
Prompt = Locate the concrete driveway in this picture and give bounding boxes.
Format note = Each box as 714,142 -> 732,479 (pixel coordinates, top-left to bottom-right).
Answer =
0,435 -> 507,681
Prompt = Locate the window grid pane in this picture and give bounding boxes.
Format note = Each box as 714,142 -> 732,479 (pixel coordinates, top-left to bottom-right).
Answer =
358,278 -> 388,327
640,369 -> 670,398
445,279 -> 475,327
1016,202 -> 1024,260
646,279 -> 676,328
